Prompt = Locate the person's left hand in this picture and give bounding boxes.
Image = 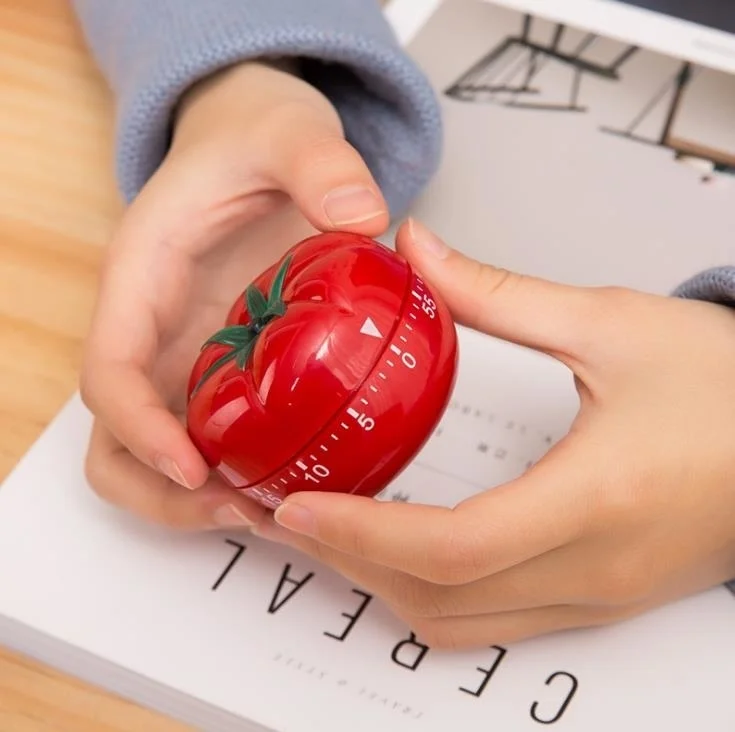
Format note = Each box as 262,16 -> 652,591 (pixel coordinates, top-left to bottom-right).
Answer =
252,218 -> 735,650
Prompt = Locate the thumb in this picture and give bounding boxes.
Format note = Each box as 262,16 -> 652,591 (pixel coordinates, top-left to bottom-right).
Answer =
265,102 -> 390,236
396,218 -> 601,361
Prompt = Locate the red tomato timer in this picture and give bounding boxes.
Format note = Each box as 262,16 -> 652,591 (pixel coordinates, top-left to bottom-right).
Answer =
186,231 -> 458,509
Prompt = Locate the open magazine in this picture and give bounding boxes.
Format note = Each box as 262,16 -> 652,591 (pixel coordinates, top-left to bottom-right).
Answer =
1,1 -> 734,730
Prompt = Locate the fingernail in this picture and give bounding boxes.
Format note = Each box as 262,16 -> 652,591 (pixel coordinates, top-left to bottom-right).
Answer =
156,456 -> 193,490
323,185 -> 386,226
408,218 -> 449,259
273,502 -> 316,536
213,503 -> 255,527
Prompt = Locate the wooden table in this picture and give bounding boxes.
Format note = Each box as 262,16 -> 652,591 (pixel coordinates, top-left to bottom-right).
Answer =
0,1 -> 190,728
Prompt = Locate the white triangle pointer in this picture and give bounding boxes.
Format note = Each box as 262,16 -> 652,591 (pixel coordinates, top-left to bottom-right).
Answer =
360,317 -> 383,338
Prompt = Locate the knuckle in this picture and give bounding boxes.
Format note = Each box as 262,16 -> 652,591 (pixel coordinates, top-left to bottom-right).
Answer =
343,526 -> 369,561
294,134 -> 354,178
303,131 -> 351,161
297,534 -> 338,567
308,539 -> 331,564
427,518 -> 487,585
151,486 -> 191,530
409,618 -> 463,651
426,544 -> 461,585
473,262 -> 520,301
385,576 -> 447,619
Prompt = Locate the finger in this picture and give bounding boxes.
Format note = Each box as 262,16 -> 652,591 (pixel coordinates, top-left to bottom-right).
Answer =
400,602 -> 634,651
84,420 -> 267,529
374,546 -> 594,619
267,502 -> 640,650
80,169 -> 215,489
255,515 -> 590,617
253,511 -> 398,585
395,218 -> 613,365
270,433 -> 595,585
263,101 -> 390,235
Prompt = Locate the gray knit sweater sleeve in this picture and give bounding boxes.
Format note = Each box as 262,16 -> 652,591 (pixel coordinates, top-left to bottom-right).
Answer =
70,0 -> 734,305
672,266 -> 735,306
70,0 -> 443,218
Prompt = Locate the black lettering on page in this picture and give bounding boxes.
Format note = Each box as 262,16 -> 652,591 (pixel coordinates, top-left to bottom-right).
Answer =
530,671 -> 579,724
459,645 -> 507,697
324,589 -> 373,641
211,539 -> 246,591
268,563 -> 314,614
209,541 -> 583,720
391,632 -> 429,671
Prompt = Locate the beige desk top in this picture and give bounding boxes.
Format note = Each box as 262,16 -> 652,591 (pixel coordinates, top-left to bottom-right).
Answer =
0,1 -> 190,728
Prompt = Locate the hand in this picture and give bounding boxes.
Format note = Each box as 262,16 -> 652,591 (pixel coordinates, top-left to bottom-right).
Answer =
80,61 -> 389,530
253,219 -> 735,650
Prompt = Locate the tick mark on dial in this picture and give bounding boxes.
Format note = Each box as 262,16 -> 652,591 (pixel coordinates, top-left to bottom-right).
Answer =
280,478 -> 288,485
386,360 -> 394,367
330,433 -> 339,441
340,422 -> 349,430
320,445 -> 328,452
370,385 -> 378,392
378,372 -> 387,380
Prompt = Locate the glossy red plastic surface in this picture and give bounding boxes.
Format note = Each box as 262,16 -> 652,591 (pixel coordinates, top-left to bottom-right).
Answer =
186,231 -> 458,510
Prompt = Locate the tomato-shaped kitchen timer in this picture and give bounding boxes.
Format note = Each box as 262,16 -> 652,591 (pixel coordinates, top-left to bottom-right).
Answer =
186,232 -> 458,510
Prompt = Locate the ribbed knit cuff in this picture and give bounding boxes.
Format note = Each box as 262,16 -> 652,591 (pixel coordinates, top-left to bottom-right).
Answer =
71,0 -> 443,217
672,266 -> 735,306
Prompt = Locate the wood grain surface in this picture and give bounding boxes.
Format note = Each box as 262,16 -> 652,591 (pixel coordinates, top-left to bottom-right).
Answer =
0,1 -> 190,729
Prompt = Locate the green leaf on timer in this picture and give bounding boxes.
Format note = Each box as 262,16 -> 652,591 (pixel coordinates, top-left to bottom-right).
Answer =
189,254 -> 293,398
262,298 -> 286,319
246,284 -> 269,319
202,325 -> 254,350
267,254 -> 292,309
235,339 -> 257,370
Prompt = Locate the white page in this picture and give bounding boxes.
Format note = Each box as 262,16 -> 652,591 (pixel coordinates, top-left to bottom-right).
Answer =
2,1 -> 735,730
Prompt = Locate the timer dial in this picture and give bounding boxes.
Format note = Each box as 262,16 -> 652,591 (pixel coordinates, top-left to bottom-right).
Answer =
186,232 -> 458,509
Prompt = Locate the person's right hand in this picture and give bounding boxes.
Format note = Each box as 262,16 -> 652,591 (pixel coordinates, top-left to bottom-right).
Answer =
80,60 -> 389,531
